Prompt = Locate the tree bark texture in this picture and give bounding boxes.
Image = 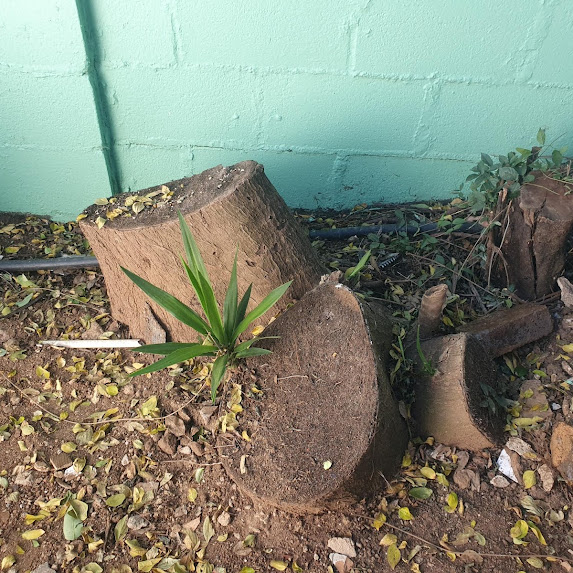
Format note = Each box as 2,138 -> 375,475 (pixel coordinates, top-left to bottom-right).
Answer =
488,172 -> 573,300
80,161 -> 323,342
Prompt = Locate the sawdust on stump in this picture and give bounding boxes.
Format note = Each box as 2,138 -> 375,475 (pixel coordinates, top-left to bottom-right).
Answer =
220,284 -> 407,512
80,161 -> 323,343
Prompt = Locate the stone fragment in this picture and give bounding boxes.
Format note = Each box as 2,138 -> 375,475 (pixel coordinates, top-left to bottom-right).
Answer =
558,277 -> 573,309
50,453 -> 72,470
497,449 -> 519,482
33,461 -> 50,473
80,321 -> 104,340
453,468 -> 473,490
329,553 -> 354,573
127,514 -> 149,531
165,416 -> 186,437
550,422 -> 573,482
537,464 -> 555,493
490,475 -> 511,488
157,431 -> 177,455
327,537 -> 356,558
520,380 -> 551,420
459,303 -> 552,357
562,360 -> 573,377
217,511 -> 231,527
31,564 -> 56,573
14,471 -> 35,486
505,437 -> 540,460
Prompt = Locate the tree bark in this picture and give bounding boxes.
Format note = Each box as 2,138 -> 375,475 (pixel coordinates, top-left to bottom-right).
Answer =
219,283 -> 407,512
80,161 -> 323,342
488,172 -> 573,300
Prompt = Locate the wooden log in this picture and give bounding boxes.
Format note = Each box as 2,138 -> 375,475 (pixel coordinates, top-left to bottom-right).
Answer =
219,283 -> 407,512
411,333 -> 504,451
488,172 -> 573,300
80,161 -> 323,343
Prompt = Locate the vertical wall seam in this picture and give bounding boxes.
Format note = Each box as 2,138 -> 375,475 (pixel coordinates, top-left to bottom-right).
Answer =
75,0 -> 121,195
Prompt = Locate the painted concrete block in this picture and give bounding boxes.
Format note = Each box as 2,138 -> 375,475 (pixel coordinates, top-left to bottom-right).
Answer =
176,0 -> 352,71
90,1 -> 175,66
429,83 -> 573,156
115,144 -> 193,193
529,5 -> 573,86
354,0 -> 542,81
340,155 -> 472,208
102,67 -> 260,145
191,147 -> 336,208
260,73 -> 424,151
0,0 -> 85,71
0,148 -> 109,221
0,72 -> 103,149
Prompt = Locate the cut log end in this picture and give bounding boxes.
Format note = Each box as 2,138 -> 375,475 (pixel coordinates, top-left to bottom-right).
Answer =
412,333 -> 505,451
219,284 -> 407,512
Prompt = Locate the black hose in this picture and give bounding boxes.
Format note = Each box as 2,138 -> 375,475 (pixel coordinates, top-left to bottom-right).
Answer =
0,256 -> 100,272
308,221 -> 483,240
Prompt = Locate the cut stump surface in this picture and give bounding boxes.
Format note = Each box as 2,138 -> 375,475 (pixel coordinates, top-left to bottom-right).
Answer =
80,161 -> 323,342
412,333 -> 504,451
220,284 -> 407,512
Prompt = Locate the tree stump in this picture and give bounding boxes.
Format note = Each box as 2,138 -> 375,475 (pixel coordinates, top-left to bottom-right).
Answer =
412,333 -> 504,451
80,161 -> 323,342
488,172 -> 573,300
220,283 -> 407,512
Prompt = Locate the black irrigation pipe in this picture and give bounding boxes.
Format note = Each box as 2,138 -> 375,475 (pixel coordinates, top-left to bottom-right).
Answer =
308,221 -> 483,240
0,256 -> 100,272
0,222 -> 483,273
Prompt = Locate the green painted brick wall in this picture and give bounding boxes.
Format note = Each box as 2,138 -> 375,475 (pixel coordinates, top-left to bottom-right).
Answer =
2,0 -> 573,220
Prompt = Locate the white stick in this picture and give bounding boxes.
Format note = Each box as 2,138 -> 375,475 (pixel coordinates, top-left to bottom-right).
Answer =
39,339 -> 142,349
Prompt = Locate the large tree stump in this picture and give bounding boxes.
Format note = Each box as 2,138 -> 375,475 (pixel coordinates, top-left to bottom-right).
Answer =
488,172 -> 573,300
412,333 -> 504,451
220,283 -> 407,512
80,161 -> 323,342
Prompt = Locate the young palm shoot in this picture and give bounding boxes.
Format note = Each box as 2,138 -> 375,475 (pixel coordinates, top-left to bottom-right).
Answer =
122,211 -> 291,402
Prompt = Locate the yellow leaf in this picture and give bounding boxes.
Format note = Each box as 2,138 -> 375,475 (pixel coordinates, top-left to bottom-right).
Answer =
420,466 -> 436,479
1,555 -> 15,570
270,560 -> 289,571
398,507 -> 413,521
380,533 -> 398,546
445,492 -> 458,513
510,520 -> 529,541
76,213 -> 88,222
523,470 -> 536,489
22,529 -> 45,540
95,216 -> 107,229
387,544 -> 401,570
61,442 -> 77,453
562,344 -> 573,353
251,325 -> 265,337
372,512 -> 387,530
526,557 -> 544,569
242,430 -> 251,442
323,460 -> 332,470
188,487 -> 198,503
35,366 -> 50,379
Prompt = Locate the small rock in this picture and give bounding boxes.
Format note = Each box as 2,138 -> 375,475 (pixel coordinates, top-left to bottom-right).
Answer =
562,360 -> 573,377
121,454 -> 130,466
453,468 -> 473,489
14,471 -> 35,486
64,465 -> 81,478
165,416 -> 186,437
490,475 -> 511,488
558,276 -> 573,309
506,437 -> 539,460
33,461 -> 50,473
456,450 -> 470,470
127,514 -> 149,531
177,408 -> 192,423
157,431 -> 177,455
178,446 -> 192,455
329,553 -> 354,573
80,321 -> 104,340
520,380 -> 551,420
327,537 -> 356,558
217,511 -> 231,527
189,441 -> 204,457
183,517 -> 201,531
31,563 -> 56,573
550,422 -> 573,482
173,506 -> 188,518
50,453 -> 72,471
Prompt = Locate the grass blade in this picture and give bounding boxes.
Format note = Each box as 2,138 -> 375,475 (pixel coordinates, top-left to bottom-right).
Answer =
210,354 -> 229,403
233,336 -> 278,353
129,344 -> 217,377
136,342 -> 196,355
197,272 -> 225,345
235,284 -> 252,329
223,251 -> 238,342
234,281 -> 291,339
178,211 -> 208,278
121,267 -> 210,335
235,347 -> 272,359
181,257 -> 206,311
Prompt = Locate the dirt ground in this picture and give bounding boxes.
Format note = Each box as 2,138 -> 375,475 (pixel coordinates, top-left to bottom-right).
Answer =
1,208 -> 573,573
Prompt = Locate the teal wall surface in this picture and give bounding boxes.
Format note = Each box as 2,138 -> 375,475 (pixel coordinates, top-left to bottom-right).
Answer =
2,1 -> 573,220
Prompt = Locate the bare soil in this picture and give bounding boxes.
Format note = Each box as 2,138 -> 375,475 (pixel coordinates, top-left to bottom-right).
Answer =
0,210 -> 573,573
